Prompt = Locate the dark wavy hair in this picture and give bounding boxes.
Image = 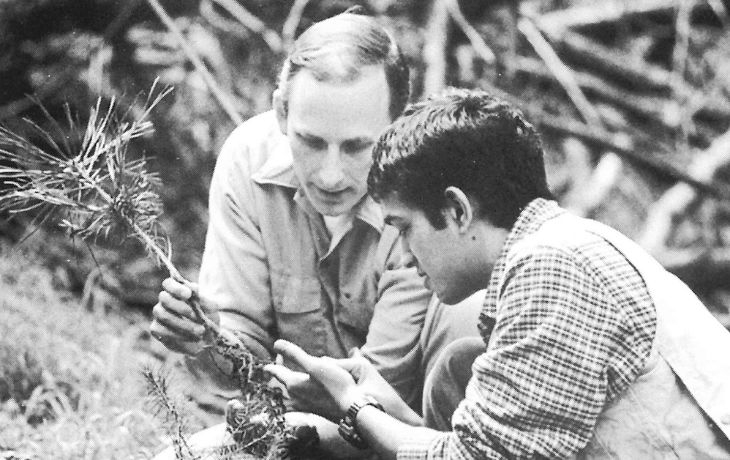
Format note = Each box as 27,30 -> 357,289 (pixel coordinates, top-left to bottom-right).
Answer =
277,7 -> 410,120
368,88 -> 553,229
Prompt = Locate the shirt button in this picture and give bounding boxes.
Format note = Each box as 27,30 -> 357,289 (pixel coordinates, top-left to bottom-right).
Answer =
722,415 -> 730,425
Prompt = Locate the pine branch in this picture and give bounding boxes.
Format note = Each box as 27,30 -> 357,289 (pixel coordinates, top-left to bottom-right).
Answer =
0,85 -> 295,457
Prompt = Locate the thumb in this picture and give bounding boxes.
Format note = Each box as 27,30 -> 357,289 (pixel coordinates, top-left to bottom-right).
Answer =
337,349 -> 369,380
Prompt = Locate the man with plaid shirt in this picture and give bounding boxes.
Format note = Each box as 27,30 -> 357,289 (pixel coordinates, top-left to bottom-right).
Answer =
268,89 -> 730,458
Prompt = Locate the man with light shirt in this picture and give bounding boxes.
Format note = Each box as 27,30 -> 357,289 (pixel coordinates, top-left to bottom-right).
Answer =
149,8 -> 482,420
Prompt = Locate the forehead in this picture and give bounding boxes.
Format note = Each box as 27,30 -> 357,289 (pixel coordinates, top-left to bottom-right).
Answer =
286,67 -> 392,137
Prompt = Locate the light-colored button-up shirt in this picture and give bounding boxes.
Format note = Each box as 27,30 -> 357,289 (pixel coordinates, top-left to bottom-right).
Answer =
195,111 -> 432,403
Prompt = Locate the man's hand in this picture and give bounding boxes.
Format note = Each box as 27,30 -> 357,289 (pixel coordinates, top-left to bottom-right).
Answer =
265,340 -> 363,415
266,359 -> 343,421
150,278 -> 220,355
267,340 -> 422,425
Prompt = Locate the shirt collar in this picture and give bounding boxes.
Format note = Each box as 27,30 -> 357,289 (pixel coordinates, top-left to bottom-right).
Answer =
482,198 -> 564,320
251,136 -> 384,233
250,136 -> 299,189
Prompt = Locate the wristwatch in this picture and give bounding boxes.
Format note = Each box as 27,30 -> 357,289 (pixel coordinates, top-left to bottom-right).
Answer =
337,395 -> 384,449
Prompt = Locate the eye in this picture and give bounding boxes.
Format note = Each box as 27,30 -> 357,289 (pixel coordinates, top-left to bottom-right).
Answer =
297,133 -> 326,150
342,140 -> 371,155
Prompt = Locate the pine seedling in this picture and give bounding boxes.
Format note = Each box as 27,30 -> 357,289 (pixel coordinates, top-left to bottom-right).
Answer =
143,366 -> 199,460
0,85 -> 298,459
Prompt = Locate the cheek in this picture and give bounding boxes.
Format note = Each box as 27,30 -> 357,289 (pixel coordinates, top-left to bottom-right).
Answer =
342,153 -> 373,180
290,145 -> 320,177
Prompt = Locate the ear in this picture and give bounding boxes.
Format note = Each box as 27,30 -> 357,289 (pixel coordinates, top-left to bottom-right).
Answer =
443,186 -> 474,233
272,89 -> 287,134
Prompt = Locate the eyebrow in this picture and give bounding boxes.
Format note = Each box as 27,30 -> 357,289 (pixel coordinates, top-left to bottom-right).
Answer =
294,128 -> 374,145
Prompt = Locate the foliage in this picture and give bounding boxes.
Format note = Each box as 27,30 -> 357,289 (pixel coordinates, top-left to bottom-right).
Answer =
0,85 -> 172,261
0,84 -> 297,458
143,366 -> 200,460
0,243 -> 170,459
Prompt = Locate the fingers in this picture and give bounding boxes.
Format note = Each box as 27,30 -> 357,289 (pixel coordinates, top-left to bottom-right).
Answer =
149,317 -> 203,355
273,340 -> 354,389
151,286 -> 206,355
161,278 -> 217,320
264,363 -> 309,388
153,297 -> 205,338
161,277 -> 194,300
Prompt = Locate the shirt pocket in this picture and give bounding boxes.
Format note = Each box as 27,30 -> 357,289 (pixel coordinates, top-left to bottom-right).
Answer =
336,291 -> 375,348
271,271 -> 325,354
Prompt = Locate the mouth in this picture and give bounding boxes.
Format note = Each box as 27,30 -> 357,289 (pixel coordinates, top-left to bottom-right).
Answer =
314,187 -> 348,201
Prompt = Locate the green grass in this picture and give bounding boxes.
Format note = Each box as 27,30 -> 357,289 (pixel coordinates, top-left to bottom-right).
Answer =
0,241 -> 204,459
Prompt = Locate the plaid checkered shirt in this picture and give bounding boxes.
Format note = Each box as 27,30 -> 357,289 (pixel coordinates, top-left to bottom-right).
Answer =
398,199 -> 657,459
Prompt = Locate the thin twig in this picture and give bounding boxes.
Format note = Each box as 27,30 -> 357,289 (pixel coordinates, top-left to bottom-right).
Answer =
672,0 -> 694,148
444,0 -> 495,64
639,128 -> 730,254
144,0 -> 244,125
518,17 -> 601,126
282,0 -> 310,50
529,0 -> 683,37
211,0 -> 283,53
423,0 -> 450,95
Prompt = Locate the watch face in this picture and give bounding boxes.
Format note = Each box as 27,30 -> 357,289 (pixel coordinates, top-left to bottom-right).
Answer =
338,396 -> 384,450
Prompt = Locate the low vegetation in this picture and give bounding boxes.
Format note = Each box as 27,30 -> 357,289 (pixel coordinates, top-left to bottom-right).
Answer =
0,241 -> 204,459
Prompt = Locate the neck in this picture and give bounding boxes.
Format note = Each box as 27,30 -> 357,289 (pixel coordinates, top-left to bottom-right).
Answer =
471,220 -> 510,283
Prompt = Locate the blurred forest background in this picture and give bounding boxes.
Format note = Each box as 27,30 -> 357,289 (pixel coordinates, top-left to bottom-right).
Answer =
1,0 -> 730,458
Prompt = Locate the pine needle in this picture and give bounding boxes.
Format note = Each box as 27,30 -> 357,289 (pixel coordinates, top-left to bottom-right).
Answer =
142,366 -> 200,460
0,81 -> 173,270
0,84 -> 296,458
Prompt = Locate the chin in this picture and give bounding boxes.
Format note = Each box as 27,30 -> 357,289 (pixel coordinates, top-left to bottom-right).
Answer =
317,204 -> 350,217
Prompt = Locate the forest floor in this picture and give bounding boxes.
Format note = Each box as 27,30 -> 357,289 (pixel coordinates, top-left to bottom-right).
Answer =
0,240 -> 209,460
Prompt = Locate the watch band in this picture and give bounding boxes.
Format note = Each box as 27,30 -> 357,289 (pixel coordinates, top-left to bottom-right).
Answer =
337,395 -> 384,449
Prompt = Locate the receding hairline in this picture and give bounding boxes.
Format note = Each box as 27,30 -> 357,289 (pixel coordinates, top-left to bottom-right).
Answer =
284,64 -> 393,117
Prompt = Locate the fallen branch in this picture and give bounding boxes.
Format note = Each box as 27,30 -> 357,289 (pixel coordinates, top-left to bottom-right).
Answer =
422,0 -> 451,95
528,0 -> 684,36
540,28 -> 677,95
518,17 -> 601,126
639,128 -> 730,254
657,247 -> 730,289
145,0 -> 244,125
564,147 -> 625,218
211,0 -> 283,53
535,114 -> 730,201
282,0 -> 310,51
512,56 -> 681,129
444,0 -> 495,64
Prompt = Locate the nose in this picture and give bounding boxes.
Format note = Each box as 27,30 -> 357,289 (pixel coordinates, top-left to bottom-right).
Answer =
318,146 -> 346,190
400,240 -> 417,269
